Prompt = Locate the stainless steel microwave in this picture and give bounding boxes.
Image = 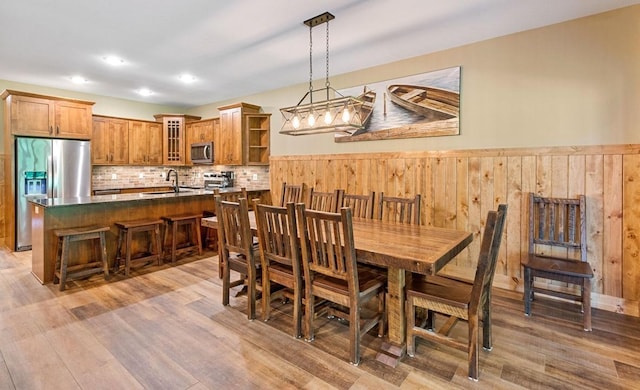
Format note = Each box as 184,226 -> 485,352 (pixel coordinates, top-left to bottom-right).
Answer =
191,142 -> 214,164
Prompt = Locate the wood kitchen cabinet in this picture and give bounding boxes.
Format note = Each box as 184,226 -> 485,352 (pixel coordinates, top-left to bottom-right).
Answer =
92,116 -> 129,165
245,113 -> 271,165
1,90 -> 94,139
154,114 -> 201,166
216,102 -> 260,165
128,120 -> 163,165
185,118 -> 217,165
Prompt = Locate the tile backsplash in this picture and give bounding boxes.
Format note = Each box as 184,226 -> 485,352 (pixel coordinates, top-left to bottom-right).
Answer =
92,165 -> 270,190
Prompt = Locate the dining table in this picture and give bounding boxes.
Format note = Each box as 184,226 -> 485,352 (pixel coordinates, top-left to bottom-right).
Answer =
202,212 -> 473,366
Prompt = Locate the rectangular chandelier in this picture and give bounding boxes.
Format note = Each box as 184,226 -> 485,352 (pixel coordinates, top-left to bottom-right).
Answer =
280,90 -> 365,135
279,12 -> 365,136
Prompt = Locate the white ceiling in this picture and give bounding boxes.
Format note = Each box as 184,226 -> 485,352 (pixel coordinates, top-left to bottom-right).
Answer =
1,0 -> 638,108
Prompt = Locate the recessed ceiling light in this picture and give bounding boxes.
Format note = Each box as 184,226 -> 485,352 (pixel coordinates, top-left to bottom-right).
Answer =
137,88 -> 153,96
70,75 -> 88,84
178,74 -> 196,83
103,55 -> 125,66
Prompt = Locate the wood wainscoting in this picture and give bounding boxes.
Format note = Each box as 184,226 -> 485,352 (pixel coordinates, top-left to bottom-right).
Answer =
270,144 -> 640,317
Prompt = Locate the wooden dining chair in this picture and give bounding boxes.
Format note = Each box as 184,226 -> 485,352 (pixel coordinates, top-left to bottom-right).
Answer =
215,196 -> 260,320
295,204 -> 386,366
377,192 -> 421,224
307,188 -> 344,212
523,193 -> 593,331
254,201 -> 304,338
342,191 -> 375,219
280,182 -> 305,206
406,204 -> 507,381
205,188 -> 250,277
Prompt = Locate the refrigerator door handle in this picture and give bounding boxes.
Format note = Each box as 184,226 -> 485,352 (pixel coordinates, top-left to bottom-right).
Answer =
48,154 -> 56,198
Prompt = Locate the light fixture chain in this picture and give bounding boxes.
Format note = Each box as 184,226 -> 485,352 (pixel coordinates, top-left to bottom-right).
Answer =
309,23 -> 313,97
325,18 -> 330,88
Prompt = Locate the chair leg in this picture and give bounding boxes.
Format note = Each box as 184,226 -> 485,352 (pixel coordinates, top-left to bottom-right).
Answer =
222,258 -> 230,306
468,315 -> 479,381
406,297 -> 417,357
305,285 -> 315,342
523,266 -> 532,316
247,267 -> 256,321
261,269 -> 271,322
482,295 -> 492,351
583,279 -> 592,331
349,305 -> 361,366
293,284 -> 303,339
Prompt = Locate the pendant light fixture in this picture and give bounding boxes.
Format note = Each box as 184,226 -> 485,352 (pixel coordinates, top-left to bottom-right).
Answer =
280,12 -> 365,136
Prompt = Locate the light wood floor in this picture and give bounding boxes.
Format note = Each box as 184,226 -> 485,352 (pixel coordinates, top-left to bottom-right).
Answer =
1,248 -> 639,389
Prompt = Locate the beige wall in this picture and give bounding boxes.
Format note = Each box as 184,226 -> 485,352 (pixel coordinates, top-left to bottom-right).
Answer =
188,5 -> 640,156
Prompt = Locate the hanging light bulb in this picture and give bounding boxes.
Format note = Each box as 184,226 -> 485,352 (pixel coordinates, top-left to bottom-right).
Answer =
342,106 -> 351,123
307,111 -> 316,126
324,108 -> 333,124
292,114 -> 301,129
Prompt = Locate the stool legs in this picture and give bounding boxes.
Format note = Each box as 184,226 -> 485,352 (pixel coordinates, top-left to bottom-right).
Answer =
114,220 -> 164,276
53,227 -> 109,291
162,215 -> 201,264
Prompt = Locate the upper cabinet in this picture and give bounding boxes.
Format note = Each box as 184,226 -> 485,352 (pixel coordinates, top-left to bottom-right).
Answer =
216,102 -> 261,165
1,90 -> 94,139
245,113 -> 271,165
128,120 -> 163,165
92,116 -> 129,165
154,114 -> 201,166
185,118 -> 217,165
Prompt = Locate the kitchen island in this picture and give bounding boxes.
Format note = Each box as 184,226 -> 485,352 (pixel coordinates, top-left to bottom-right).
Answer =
29,187 -> 270,284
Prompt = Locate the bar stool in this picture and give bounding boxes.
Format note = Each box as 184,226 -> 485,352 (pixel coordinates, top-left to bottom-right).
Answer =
161,214 -> 202,263
53,225 -> 110,291
114,219 -> 164,276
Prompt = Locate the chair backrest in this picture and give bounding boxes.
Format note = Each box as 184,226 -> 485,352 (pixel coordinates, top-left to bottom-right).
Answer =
528,193 -> 587,262
280,182 -> 305,206
342,191 -> 375,219
254,201 -> 301,276
307,188 -> 344,213
296,204 -> 358,287
469,204 -> 507,313
214,196 -> 255,261
213,187 -> 250,211
377,193 -> 421,225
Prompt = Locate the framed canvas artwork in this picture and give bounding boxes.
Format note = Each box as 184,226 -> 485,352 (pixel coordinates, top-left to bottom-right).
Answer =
334,66 -> 460,142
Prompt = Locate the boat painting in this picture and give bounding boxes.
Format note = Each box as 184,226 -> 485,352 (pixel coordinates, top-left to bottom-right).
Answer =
334,66 -> 460,143
387,84 -> 459,121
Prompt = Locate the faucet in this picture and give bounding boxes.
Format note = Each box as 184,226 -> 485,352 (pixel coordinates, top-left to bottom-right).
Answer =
166,169 -> 179,193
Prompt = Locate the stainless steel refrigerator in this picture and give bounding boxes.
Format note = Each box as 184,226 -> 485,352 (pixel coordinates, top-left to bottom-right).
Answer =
15,137 -> 91,251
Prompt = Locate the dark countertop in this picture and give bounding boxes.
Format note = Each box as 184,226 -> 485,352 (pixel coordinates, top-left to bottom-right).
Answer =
29,186 -> 270,208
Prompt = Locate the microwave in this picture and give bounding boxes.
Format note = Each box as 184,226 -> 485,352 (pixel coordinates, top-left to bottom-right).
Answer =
191,142 -> 214,164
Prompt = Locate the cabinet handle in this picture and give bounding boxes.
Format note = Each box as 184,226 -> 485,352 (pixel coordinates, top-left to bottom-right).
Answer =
106,154 -> 109,161
49,126 -> 53,134
56,126 -> 59,134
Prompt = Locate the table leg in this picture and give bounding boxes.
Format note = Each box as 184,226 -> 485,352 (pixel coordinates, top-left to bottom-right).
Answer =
376,266 -> 407,367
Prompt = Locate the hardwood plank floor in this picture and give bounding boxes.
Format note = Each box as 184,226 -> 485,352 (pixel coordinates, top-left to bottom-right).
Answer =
1,248 -> 639,389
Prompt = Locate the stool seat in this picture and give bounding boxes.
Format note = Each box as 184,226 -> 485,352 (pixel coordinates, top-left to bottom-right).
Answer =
161,214 -> 202,263
114,219 -> 164,276
54,225 -> 110,291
